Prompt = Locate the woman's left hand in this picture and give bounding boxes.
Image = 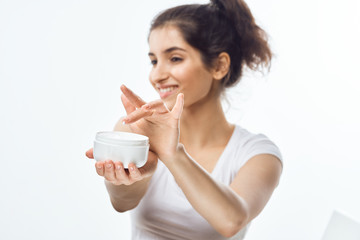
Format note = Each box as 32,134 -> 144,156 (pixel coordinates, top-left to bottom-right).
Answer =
120,85 -> 184,161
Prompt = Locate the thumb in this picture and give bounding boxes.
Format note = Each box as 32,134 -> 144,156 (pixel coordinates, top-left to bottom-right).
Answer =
171,93 -> 184,120
86,148 -> 94,159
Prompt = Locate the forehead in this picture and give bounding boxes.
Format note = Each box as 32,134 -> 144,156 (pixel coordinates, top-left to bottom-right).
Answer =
148,26 -> 189,53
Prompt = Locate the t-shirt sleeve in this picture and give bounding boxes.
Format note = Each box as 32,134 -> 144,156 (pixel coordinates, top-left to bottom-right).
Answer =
241,133 -> 283,167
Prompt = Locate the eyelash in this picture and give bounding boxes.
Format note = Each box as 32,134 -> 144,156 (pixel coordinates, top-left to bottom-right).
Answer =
171,57 -> 182,62
150,57 -> 183,66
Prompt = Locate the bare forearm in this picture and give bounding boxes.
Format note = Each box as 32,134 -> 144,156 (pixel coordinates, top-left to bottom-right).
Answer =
105,177 -> 151,212
162,145 -> 249,237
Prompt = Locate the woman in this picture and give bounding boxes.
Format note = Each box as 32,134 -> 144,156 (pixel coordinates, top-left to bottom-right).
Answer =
86,0 -> 283,239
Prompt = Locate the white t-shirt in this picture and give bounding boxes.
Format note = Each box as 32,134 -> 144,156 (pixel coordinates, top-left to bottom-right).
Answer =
130,125 -> 283,240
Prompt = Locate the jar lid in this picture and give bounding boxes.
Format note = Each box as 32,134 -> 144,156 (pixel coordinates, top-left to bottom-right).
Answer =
95,131 -> 149,146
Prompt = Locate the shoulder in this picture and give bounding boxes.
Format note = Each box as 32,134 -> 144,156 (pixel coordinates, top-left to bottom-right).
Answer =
232,125 -> 283,165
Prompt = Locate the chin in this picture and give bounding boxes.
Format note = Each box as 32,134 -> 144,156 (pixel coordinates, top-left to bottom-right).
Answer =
162,99 -> 175,111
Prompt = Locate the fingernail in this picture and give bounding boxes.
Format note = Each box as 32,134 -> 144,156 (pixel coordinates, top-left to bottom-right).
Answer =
96,164 -> 102,169
116,165 -> 121,170
129,166 -> 134,171
107,164 -> 112,168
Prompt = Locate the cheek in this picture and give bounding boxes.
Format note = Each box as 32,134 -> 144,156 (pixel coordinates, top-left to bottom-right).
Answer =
148,70 -> 157,88
174,65 -> 204,89
172,67 -> 189,83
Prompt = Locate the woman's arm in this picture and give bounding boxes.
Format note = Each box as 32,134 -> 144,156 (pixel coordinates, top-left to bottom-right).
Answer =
162,145 -> 282,238
104,174 -> 152,212
120,85 -> 282,236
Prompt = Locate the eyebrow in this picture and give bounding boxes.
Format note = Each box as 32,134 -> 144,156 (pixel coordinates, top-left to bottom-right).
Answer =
148,47 -> 187,56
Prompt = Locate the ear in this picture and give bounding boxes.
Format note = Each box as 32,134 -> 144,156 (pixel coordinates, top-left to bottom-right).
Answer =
212,52 -> 230,81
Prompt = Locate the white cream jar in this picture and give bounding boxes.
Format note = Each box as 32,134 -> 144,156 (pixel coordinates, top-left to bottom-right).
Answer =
93,131 -> 149,168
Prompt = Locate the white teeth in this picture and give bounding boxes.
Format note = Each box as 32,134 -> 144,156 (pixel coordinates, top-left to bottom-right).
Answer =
159,87 -> 177,93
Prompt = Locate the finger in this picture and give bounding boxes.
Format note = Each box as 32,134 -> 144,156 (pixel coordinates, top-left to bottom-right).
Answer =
121,94 -> 136,115
128,163 -> 142,182
123,107 -> 153,124
142,99 -> 169,113
104,160 -> 116,182
86,148 -> 94,159
138,151 -> 158,177
114,162 -> 131,185
95,161 -> 105,176
120,84 -> 146,108
171,93 -> 184,120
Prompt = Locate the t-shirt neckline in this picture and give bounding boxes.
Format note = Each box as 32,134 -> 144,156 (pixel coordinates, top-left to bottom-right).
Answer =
210,124 -> 238,176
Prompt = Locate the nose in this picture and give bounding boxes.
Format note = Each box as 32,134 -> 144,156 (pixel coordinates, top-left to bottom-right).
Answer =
149,62 -> 169,84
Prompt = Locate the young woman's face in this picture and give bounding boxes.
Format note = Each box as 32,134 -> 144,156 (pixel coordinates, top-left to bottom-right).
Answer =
148,25 -> 217,110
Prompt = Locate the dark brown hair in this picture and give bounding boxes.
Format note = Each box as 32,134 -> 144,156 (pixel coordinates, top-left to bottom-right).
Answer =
150,0 -> 272,89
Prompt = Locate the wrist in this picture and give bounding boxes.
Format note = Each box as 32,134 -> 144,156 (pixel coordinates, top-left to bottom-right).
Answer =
159,143 -> 186,165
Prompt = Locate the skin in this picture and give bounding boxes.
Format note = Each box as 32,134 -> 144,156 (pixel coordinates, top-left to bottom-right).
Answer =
85,25 -> 282,237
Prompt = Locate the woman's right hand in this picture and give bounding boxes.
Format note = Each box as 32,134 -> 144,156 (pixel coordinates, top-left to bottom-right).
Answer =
85,148 -> 158,186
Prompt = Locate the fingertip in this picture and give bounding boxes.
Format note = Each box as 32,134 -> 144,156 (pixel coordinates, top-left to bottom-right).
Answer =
176,93 -> 184,104
121,116 -> 130,124
114,162 -> 123,170
128,163 -> 141,178
120,85 -> 128,94
85,149 -> 94,159
141,104 -> 151,111
171,93 -> 184,118
104,160 -> 114,169
121,84 -> 131,92
95,161 -> 103,169
121,94 -> 128,103
128,163 -> 136,171
95,162 -> 105,176
180,93 -> 184,102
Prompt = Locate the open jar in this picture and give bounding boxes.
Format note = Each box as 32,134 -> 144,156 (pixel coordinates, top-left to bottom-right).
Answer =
93,131 -> 149,168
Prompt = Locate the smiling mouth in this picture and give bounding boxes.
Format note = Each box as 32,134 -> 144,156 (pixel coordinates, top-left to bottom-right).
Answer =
159,86 -> 178,92
158,86 -> 179,99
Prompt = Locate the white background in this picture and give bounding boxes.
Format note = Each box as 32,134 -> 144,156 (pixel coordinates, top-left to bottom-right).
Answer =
0,0 -> 359,239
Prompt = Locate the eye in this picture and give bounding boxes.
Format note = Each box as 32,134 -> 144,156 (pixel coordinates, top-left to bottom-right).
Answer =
171,57 -> 182,62
150,59 -> 157,65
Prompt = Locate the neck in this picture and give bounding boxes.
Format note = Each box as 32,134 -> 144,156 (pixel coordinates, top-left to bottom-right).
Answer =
179,96 -> 234,149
